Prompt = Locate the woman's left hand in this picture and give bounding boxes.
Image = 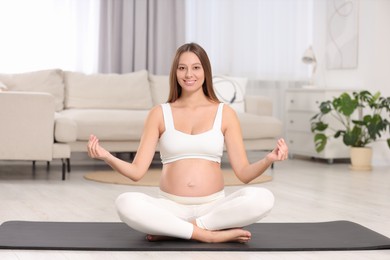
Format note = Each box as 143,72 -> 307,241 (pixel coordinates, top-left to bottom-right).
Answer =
266,138 -> 289,162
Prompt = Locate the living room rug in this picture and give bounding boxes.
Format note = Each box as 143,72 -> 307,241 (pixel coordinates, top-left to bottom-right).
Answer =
84,168 -> 272,186
1,220 -> 390,251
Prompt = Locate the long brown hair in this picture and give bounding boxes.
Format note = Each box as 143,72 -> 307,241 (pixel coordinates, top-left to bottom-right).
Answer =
167,43 -> 219,103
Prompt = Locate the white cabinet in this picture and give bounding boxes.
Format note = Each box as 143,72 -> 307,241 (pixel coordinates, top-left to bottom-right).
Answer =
285,88 -> 353,162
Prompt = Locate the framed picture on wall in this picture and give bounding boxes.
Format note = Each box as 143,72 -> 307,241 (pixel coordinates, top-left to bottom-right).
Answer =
326,0 -> 359,70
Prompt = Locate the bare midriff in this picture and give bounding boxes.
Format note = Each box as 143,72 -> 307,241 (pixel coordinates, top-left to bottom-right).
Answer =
159,158 -> 224,197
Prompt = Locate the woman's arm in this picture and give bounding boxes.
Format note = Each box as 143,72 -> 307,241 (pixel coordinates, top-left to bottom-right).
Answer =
87,106 -> 163,181
223,106 -> 288,184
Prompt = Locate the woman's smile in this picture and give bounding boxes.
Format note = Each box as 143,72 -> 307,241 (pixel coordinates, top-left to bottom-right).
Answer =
176,51 -> 205,92
183,79 -> 196,86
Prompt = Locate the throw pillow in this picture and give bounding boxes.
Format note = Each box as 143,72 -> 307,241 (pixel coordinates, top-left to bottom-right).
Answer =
213,75 -> 247,112
149,74 -> 170,105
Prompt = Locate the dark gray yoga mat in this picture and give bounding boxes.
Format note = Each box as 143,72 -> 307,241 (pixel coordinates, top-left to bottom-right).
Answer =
1,220 -> 390,251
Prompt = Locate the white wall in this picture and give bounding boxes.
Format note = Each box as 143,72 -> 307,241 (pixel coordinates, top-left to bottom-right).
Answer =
313,0 -> 390,166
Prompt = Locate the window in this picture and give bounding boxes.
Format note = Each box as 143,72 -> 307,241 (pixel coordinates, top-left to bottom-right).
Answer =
185,0 -> 313,80
0,0 -> 99,73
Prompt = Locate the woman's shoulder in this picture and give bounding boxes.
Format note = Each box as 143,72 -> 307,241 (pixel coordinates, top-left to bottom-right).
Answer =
221,103 -> 241,129
147,104 -> 165,121
144,105 -> 166,133
222,103 -> 237,117
150,103 -> 165,112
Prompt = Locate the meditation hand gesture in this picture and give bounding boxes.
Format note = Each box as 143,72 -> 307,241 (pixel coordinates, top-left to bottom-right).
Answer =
266,138 -> 288,163
87,134 -> 111,160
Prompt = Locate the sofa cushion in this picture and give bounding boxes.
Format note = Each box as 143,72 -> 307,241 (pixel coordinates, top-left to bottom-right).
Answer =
0,69 -> 64,111
213,76 -> 247,113
59,109 -> 149,141
237,113 -> 282,139
64,70 -> 153,110
149,74 -> 170,105
54,113 -> 77,143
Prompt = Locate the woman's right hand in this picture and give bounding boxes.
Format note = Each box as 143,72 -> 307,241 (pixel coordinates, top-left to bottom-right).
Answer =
87,134 -> 111,160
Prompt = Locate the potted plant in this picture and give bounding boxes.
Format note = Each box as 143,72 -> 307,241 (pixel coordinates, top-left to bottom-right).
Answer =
311,90 -> 390,170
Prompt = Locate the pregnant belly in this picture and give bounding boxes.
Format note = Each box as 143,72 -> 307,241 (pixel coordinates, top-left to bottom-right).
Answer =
159,159 -> 224,197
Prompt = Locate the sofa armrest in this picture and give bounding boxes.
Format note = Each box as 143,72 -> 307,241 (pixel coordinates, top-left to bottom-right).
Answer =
0,91 -> 55,161
245,95 -> 273,116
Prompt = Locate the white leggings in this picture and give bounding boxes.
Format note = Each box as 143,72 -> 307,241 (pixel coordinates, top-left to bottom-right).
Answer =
115,187 -> 274,240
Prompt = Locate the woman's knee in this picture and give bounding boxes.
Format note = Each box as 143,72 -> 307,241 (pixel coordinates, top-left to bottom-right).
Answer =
115,192 -> 147,222
242,187 -> 275,217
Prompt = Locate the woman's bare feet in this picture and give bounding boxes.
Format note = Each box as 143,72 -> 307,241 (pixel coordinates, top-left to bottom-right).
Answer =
146,227 -> 251,243
191,225 -> 251,243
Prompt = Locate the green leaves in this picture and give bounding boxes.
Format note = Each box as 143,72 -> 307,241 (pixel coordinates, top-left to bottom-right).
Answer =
343,126 -> 362,147
310,90 -> 390,153
365,114 -> 385,140
319,101 -> 332,114
311,121 -> 328,132
333,93 -> 358,116
314,133 -> 327,153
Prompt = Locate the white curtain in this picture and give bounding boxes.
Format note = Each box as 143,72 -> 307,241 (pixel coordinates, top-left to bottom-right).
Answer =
98,0 -> 185,74
185,0 -> 313,123
0,0 -> 313,78
0,0 -> 100,74
185,0 -> 313,81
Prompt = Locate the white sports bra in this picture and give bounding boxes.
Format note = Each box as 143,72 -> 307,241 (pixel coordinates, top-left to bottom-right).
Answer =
159,103 -> 224,164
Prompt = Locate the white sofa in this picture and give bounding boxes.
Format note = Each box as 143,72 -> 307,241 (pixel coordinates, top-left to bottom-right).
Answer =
0,69 -> 283,177
0,91 -> 70,180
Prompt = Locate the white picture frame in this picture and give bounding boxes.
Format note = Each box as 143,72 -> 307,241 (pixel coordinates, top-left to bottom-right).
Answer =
326,0 -> 359,69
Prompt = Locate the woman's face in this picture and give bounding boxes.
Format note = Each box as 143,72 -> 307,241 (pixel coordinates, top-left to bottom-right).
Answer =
176,51 -> 205,94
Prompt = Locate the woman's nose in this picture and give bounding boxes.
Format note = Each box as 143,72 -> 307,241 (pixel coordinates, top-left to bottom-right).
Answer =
185,69 -> 193,77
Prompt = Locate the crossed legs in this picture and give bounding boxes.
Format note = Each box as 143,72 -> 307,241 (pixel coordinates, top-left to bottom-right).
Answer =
115,187 -> 274,243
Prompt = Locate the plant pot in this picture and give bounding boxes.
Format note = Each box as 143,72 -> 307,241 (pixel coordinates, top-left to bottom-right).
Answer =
349,147 -> 372,171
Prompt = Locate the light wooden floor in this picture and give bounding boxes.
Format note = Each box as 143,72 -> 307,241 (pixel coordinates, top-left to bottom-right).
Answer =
1,152 -> 390,260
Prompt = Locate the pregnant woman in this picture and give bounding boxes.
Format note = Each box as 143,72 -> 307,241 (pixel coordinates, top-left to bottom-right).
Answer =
87,42 -> 288,243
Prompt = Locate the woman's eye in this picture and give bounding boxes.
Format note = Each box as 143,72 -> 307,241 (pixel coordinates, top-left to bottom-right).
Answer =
178,66 -> 185,70
194,66 -> 201,70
